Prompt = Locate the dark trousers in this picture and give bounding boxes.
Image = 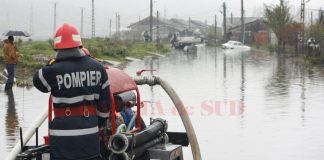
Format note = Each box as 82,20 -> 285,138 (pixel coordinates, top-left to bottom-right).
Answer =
5,64 -> 15,90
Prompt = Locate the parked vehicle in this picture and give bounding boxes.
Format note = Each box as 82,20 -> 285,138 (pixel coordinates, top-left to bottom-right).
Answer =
222,41 -> 251,50
171,29 -> 204,49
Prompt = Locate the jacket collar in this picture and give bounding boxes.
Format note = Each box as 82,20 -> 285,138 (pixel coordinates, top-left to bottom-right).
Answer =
55,47 -> 85,61
3,39 -> 13,44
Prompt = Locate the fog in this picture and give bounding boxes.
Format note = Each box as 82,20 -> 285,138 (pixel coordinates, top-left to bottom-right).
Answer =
0,0 -> 323,39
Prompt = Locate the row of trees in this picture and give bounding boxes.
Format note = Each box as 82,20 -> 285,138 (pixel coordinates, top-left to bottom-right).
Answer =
264,0 -> 324,57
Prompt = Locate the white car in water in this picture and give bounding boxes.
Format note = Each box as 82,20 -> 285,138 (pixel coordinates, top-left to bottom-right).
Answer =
222,41 -> 251,50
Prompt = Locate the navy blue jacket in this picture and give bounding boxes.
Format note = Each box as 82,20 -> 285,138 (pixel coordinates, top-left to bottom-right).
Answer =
33,48 -> 110,160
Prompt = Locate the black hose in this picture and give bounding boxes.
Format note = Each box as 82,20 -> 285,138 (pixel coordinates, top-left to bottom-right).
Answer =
109,119 -> 167,154
132,136 -> 164,158
36,128 -> 38,147
19,128 -> 24,152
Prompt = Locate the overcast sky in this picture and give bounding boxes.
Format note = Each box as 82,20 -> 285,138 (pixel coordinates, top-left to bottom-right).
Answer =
0,0 -> 323,39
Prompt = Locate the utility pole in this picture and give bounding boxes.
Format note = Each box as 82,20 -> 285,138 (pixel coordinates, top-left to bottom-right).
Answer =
109,18 -> 112,37
215,15 -> 217,44
311,11 -> 313,26
301,0 -> 305,54
91,0 -> 95,38
118,14 -> 121,38
53,2 -> 57,35
157,11 -> 160,44
30,2 -> 34,36
231,12 -> 233,24
241,0 -> 245,44
189,17 -> 191,30
223,2 -> 227,42
205,19 -> 208,36
150,0 -> 153,42
81,8 -> 84,38
115,13 -> 118,38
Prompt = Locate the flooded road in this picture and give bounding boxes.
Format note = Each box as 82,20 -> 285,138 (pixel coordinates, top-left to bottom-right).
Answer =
1,46 -> 324,159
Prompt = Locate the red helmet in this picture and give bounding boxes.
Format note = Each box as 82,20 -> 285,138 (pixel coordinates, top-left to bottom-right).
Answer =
54,23 -> 82,49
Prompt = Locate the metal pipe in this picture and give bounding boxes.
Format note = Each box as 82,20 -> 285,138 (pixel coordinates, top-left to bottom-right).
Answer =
6,107 -> 48,160
108,152 -> 129,160
109,136 -> 164,159
133,76 -> 202,160
117,124 -> 127,134
0,73 -> 8,81
127,112 -> 137,131
109,134 -> 129,154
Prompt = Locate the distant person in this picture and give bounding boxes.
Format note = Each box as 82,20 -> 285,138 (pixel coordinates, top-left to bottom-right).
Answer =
170,33 -> 178,47
3,36 -> 18,90
143,30 -> 150,43
33,23 -> 111,160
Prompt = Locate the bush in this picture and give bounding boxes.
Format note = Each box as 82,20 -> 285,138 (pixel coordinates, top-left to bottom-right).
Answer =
32,42 -> 51,50
267,44 -> 276,53
82,38 -> 170,59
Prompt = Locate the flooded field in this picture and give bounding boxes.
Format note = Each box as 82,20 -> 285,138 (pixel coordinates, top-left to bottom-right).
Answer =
1,46 -> 324,160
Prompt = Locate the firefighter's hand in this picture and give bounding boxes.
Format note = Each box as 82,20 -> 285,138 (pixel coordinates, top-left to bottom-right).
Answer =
46,58 -> 56,66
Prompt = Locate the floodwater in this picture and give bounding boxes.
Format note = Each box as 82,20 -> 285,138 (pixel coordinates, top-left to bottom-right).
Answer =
1,46 -> 324,160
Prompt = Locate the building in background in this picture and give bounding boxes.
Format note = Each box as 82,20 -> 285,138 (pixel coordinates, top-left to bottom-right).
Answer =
226,17 -> 274,45
126,17 -> 207,42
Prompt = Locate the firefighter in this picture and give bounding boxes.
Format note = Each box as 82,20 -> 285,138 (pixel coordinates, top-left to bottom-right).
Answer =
33,23 -> 110,160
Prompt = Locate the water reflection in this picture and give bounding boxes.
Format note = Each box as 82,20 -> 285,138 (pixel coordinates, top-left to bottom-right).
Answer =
150,58 -> 155,114
5,90 -> 19,147
300,65 -> 306,125
240,52 -> 246,128
265,56 -> 290,112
